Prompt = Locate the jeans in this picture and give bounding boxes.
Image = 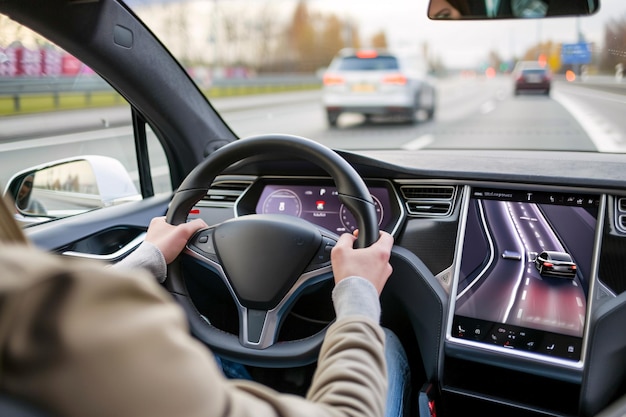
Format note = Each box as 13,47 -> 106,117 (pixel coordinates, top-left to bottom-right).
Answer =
216,327 -> 411,417
383,328 -> 411,417
215,355 -> 253,380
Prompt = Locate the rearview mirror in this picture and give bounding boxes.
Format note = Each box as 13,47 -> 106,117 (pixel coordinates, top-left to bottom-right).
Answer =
4,156 -> 140,225
428,0 -> 598,19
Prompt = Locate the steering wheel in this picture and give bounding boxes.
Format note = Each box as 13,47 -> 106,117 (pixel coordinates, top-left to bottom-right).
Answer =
165,134 -> 378,367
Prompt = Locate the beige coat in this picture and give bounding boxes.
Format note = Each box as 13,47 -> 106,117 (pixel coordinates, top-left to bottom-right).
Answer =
0,244 -> 387,417
0,194 -> 387,417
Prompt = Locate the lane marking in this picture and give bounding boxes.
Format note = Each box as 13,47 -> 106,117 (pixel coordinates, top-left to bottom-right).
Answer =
402,134 -> 434,150
552,88 -> 626,152
480,100 -> 496,114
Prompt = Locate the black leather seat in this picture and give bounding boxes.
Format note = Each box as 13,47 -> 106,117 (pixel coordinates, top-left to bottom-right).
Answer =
0,393 -> 52,417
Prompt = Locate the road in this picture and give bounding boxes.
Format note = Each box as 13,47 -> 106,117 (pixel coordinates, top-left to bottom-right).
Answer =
2,74 -> 626,191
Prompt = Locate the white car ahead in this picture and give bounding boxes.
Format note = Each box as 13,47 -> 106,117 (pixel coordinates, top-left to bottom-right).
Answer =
322,48 -> 436,127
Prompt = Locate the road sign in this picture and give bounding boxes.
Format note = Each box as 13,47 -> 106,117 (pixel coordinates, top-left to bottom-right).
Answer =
561,43 -> 591,65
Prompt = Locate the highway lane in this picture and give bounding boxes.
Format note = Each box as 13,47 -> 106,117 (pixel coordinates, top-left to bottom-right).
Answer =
2,75 -> 626,191
220,75 -> 626,152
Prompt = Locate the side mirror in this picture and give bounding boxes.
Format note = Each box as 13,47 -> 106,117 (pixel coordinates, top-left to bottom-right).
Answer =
4,156 -> 140,224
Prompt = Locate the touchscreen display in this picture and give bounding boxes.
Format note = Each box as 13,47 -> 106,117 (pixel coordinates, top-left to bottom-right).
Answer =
451,188 -> 600,362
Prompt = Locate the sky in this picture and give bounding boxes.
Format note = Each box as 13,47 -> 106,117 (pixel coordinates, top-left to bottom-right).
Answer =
127,0 -> 626,69
307,0 -> 621,65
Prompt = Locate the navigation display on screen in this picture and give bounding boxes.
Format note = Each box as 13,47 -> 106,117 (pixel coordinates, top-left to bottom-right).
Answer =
450,188 -> 601,362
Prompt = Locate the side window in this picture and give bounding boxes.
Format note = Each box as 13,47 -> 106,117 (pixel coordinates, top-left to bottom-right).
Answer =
0,15 -> 171,225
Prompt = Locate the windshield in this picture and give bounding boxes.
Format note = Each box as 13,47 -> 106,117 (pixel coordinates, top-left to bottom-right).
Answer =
121,0 -> 626,153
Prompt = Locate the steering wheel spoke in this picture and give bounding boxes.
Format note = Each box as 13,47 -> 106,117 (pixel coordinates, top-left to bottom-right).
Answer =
186,227 -> 219,262
241,307 -> 277,348
303,234 -> 337,273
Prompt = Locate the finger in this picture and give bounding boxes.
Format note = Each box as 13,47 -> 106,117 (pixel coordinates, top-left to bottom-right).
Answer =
376,231 -> 394,249
335,232 -> 357,249
149,216 -> 166,226
187,218 -> 208,229
180,219 -> 208,237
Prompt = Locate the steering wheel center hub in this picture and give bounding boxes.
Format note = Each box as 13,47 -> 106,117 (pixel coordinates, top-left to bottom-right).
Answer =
214,214 -> 323,309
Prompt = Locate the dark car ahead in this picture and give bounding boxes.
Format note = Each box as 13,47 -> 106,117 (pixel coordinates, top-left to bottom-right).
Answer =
534,250 -> 577,278
514,67 -> 552,95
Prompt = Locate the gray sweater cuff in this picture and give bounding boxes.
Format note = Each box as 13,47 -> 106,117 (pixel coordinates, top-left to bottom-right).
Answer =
112,241 -> 167,283
332,276 -> 381,323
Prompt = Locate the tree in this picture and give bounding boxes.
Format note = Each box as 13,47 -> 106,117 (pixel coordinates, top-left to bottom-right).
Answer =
320,14 -> 345,65
162,2 -> 192,67
287,0 -> 316,71
488,49 -> 504,72
0,15 -> 45,48
281,0 -> 362,72
370,31 -> 388,49
346,22 -> 361,49
601,16 -> 626,73
252,3 -> 283,70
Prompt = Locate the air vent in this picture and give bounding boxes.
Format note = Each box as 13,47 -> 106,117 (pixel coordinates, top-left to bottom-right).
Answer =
616,197 -> 626,234
401,185 -> 455,200
201,177 -> 254,206
406,201 -> 452,215
399,184 -> 456,217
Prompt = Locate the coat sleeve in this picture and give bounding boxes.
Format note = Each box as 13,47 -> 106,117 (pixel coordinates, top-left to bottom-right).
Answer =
0,246 -> 387,417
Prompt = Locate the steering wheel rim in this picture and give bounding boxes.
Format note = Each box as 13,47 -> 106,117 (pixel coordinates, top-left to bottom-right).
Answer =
166,134 -> 378,367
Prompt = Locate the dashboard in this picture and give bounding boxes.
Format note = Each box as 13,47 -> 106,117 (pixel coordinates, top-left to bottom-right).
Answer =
45,148 -> 626,417
227,176 -> 606,367
186,149 -> 626,416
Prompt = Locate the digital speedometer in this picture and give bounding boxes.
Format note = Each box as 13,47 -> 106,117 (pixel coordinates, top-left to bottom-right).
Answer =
251,181 -> 396,235
339,195 -> 384,233
261,189 -> 302,217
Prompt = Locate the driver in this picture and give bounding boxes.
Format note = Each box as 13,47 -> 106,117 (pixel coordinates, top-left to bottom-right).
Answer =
0,195 -> 402,417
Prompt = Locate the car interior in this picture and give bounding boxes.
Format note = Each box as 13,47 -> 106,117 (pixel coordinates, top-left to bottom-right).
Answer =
2,0 -> 626,416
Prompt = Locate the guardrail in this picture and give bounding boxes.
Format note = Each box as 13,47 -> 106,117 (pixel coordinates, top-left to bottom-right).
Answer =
0,74 -> 322,115
4,73 -> 624,116
0,76 -> 122,114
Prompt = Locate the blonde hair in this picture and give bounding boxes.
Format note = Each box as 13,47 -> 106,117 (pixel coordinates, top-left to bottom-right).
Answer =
0,194 -> 28,245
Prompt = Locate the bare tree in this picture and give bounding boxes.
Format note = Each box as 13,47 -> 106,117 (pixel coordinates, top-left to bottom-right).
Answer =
163,2 -> 193,66
602,16 -> 626,73
320,14 -> 345,64
252,2 -> 283,70
370,31 -> 388,49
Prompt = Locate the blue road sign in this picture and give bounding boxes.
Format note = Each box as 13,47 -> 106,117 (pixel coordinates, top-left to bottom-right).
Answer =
561,43 -> 592,65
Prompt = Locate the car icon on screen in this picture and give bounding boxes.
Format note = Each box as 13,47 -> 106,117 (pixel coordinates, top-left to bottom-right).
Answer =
534,251 -> 577,278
